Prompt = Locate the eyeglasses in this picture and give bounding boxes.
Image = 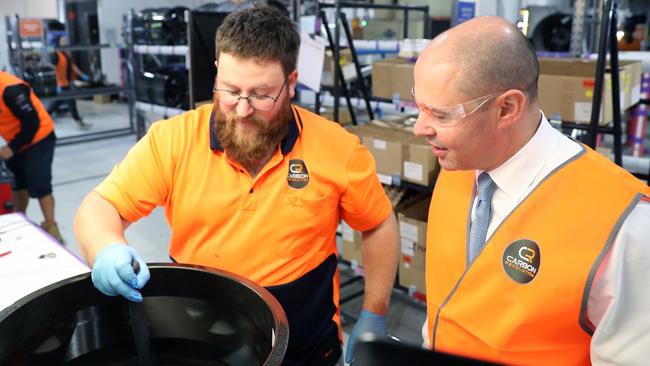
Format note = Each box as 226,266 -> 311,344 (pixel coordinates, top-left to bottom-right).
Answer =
213,79 -> 288,111
412,87 -> 502,126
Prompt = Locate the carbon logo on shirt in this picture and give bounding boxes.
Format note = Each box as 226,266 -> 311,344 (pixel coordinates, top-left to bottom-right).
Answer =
287,159 -> 309,189
502,239 -> 541,284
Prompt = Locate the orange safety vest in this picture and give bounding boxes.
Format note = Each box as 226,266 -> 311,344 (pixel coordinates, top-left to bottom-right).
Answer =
54,50 -> 73,87
0,71 -> 55,151
425,147 -> 650,365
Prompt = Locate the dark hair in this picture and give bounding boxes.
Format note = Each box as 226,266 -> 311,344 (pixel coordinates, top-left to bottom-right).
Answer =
215,5 -> 299,76
454,22 -> 539,102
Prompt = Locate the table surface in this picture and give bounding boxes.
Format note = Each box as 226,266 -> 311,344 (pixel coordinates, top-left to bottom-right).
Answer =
0,213 -> 90,312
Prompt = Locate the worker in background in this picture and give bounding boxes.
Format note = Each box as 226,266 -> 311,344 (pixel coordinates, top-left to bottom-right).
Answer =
413,16 -> 650,365
74,6 -> 399,365
47,35 -> 92,130
0,71 -> 64,243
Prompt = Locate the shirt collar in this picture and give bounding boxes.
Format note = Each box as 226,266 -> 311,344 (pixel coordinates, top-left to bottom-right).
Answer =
209,104 -> 303,155
478,111 -> 560,202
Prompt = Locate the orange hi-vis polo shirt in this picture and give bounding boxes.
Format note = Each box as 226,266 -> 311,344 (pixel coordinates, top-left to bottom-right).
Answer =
96,103 -> 392,365
425,147 -> 650,365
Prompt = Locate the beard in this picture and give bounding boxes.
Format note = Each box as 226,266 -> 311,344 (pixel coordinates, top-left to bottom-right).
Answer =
213,97 -> 292,172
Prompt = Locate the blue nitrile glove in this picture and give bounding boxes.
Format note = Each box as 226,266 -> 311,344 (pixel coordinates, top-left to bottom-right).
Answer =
56,85 -> 62,93
80,74 -> 90,81
91,243 -> 150,302
345,309 -> 388,364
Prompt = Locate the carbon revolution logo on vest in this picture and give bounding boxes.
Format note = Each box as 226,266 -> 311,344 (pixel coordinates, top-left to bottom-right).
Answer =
502,239 -> 541,284
287,159 -> 309,189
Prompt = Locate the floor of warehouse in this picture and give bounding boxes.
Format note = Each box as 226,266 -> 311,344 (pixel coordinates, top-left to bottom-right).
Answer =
24,100 -> 428,358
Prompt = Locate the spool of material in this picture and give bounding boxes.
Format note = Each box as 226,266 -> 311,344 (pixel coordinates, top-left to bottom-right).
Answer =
0,263 -> 289,366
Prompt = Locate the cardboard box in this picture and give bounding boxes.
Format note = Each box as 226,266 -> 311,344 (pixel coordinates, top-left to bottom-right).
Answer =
341,222 -> 363,266
348,123 -> 405,182
402,134 -> 439,186
322,48 -> 357,86
538,58 -> 641,125
349,120 -> 438,186
397,197 -> 430,294
621,60 -> 643,107
323,48 -> 353,73
399,257 -> 426,294
372,57 -> 415,101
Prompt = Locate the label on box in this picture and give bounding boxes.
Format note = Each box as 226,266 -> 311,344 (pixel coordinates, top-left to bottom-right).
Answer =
377,173 -> 393,185
400,222 -> 418,243
401,238 -> 415,256
574,102 -> 593,122
631,85 -> 640,104
403,161 -> 423,182
342,224 -> 354,242
373,139 -> 387,150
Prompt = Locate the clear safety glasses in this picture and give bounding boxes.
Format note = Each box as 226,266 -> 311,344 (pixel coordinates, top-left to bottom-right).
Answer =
411,87 -> 502,126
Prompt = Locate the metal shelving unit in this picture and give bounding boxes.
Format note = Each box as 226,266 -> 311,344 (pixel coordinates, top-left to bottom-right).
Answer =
127,9 -> 229,138
126,9 -> 194,138
4,15 -> 137,145
317,1 -> 431,124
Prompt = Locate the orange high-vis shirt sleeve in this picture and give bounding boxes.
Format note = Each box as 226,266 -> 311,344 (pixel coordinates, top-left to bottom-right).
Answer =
95,118 -> 177,222
340,143 -> 392,231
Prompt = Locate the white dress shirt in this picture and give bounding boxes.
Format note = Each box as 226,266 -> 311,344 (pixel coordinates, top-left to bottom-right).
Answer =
422,113 -> 650,366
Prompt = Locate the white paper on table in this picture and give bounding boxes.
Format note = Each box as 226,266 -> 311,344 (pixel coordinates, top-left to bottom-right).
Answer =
297,32 -> 326,93
0,213 -> 90,311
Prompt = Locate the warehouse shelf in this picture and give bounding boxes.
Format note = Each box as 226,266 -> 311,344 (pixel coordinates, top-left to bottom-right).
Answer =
338,259 -> 427,308
135,101 -> 185,117
11,43 -> 126,53
127,8 -> 228,138
41,86 -> 131,103
4,15 -> 137,146
133,44 -> 189,56
56,127 -> 134,146
317,1 -> 431,125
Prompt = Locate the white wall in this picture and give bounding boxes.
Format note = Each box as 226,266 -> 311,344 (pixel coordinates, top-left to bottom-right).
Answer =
0,0 -> 58,71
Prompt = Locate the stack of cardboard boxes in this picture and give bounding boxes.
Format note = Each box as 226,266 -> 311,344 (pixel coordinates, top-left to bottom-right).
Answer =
339,119 -> 436,294
347,120 -> 439,187
538,58 -> 643,125
340,222 -> 363,268
339,195 -> 430,296
371,57 -> 415,101
396,197 -> 429,295
370,39 -> 427,101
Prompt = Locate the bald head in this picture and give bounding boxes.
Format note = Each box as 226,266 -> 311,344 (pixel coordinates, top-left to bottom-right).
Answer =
419,16 -> 539,102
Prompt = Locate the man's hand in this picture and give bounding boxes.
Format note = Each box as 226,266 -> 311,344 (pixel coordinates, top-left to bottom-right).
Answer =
0,146 -> 14,160
91,243 -> 150,302
345,309 -> 388,364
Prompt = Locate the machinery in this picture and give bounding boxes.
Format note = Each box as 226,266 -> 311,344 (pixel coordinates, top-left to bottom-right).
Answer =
132,7 -> 189,46
518,0 -> 573,52
136,66 -> 189,110
21,65 -> 57,97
